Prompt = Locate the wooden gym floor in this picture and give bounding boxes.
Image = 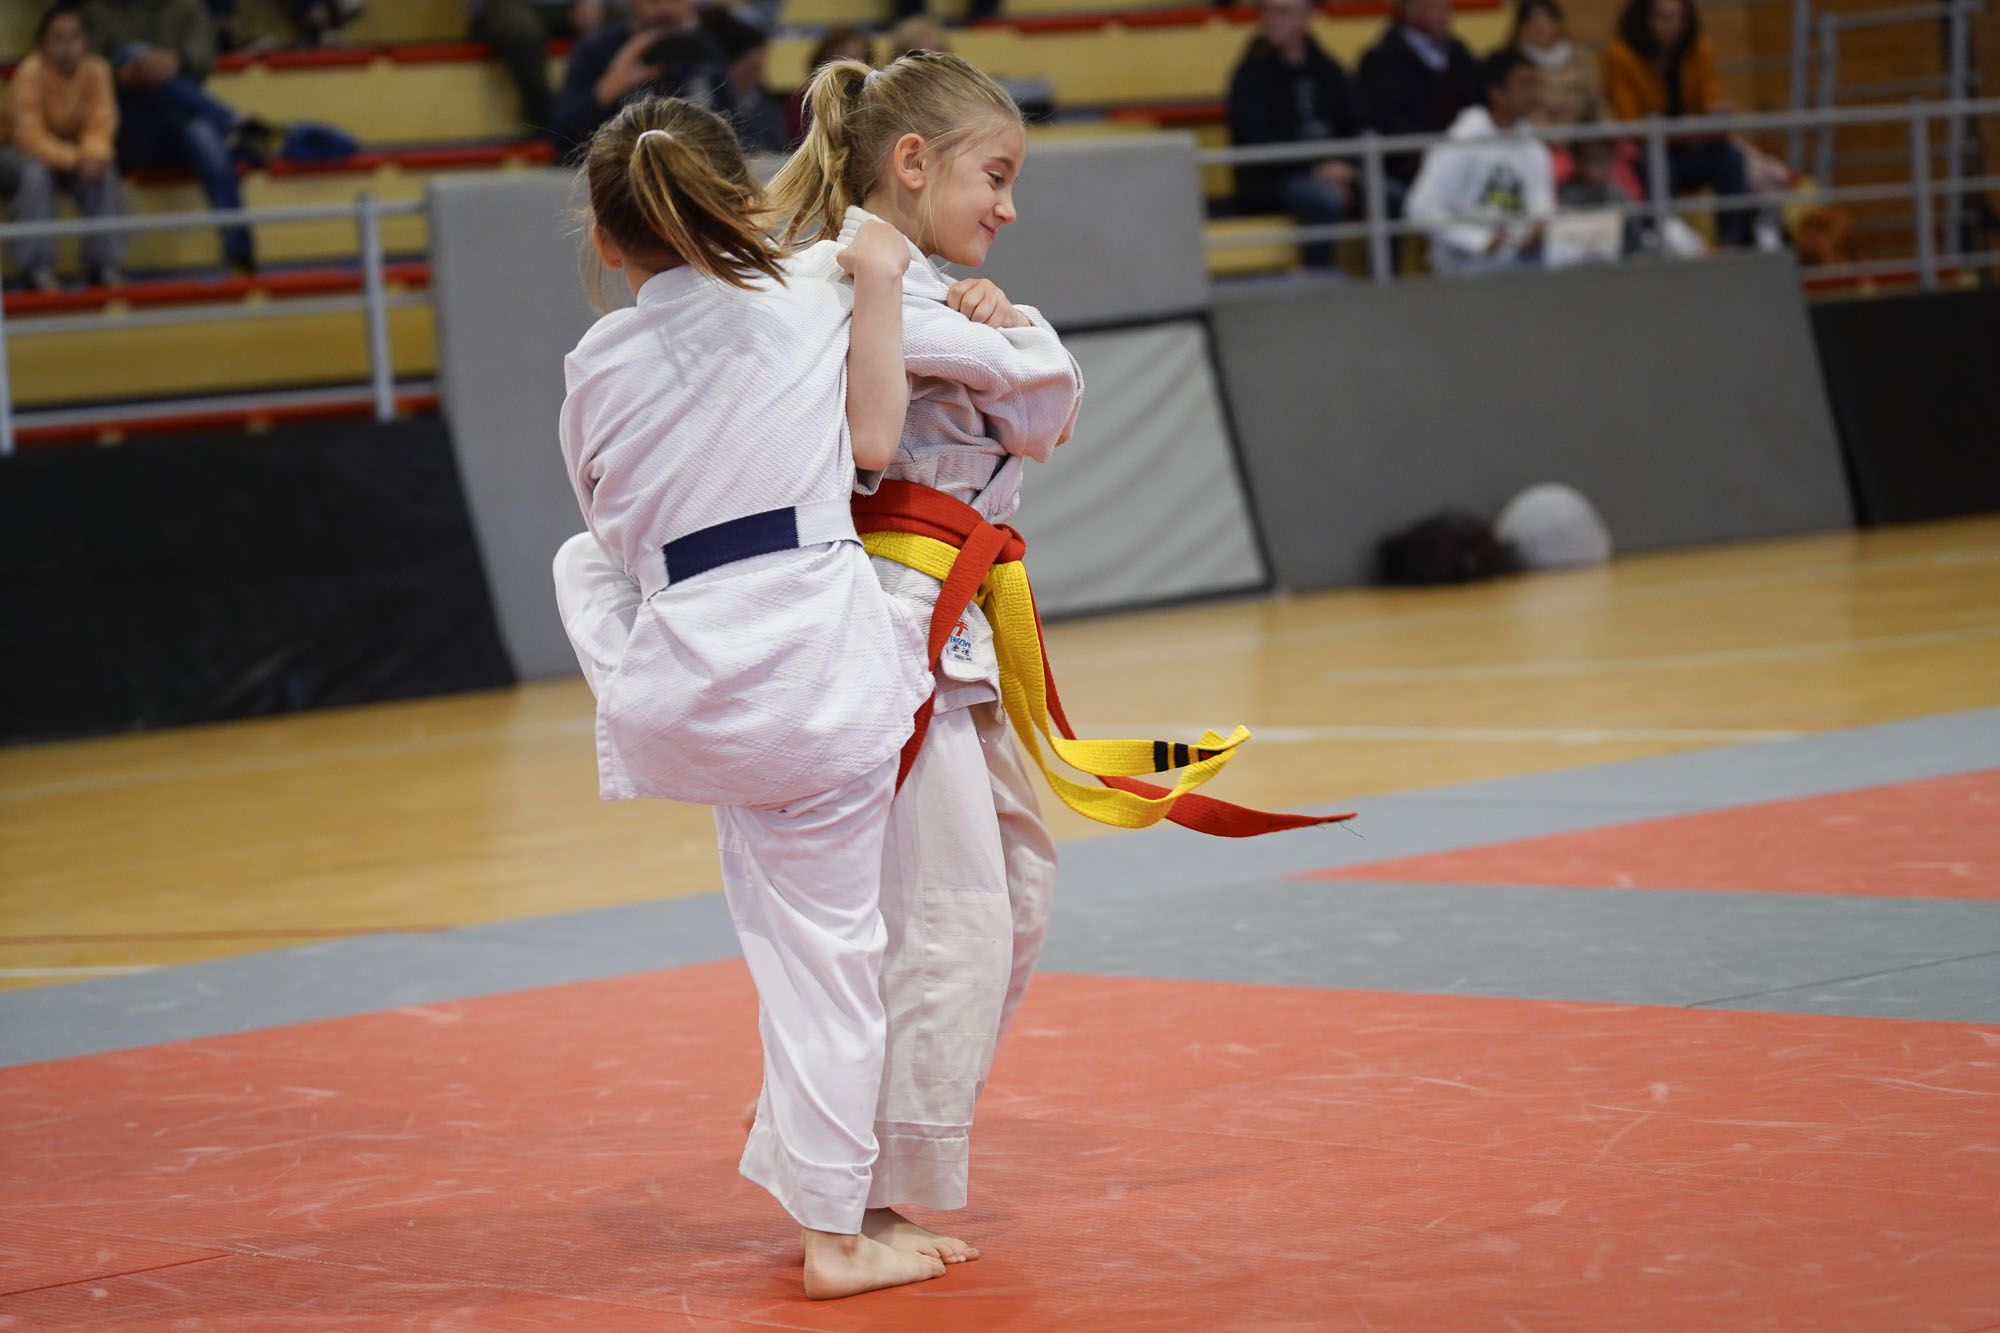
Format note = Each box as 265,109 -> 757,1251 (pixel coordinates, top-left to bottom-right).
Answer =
5,514 -> 1997,992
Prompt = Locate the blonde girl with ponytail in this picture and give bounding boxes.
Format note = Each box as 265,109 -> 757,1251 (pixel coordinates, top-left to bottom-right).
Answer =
551,96 -> 947,1301
769,50 -> 1086,1267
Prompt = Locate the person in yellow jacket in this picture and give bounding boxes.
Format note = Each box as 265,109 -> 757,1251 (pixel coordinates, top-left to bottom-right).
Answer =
4,4 -> 125,290
1601,0 -> 1756,246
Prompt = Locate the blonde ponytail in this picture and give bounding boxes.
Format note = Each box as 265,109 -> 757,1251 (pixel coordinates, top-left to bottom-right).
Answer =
578,97 -> 784,304
764,50 -> 1020,249
764,58 -> 872,250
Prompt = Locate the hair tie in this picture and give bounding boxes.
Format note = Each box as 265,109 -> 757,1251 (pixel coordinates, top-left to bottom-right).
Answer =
638,128 -> 676,146
863,68 -> 882,88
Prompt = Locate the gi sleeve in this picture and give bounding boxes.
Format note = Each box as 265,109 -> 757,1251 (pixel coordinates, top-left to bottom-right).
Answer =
901,298 -> 1084,464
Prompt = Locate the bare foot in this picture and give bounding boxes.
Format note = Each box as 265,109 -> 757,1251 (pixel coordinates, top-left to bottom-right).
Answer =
801,1228 -> 946,1300
863,1207 -> 980,1264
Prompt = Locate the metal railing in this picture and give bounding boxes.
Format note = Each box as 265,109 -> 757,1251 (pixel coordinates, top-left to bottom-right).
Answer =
4,101 -> 1995,453
1787,0 -> 1983,162
1201,97 -> 2000,289
0,194 -> 426,455
1808,0 -> 1984,185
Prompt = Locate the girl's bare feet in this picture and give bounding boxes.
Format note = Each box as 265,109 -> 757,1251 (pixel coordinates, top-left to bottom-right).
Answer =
801,1228 -> 946,1300
863,1207 -> 980,1264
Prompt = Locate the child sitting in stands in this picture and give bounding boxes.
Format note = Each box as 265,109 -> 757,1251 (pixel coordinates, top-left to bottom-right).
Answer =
4,3 -> 126,290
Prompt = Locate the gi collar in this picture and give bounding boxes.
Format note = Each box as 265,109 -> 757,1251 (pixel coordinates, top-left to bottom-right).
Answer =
836,205 -> 953,303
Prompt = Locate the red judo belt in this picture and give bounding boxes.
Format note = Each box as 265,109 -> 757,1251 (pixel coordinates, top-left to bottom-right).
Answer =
853,480 -> 1354,837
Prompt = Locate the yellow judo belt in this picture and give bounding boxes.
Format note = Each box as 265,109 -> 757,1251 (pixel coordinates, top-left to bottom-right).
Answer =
864,529 -> 1247,829
855,481 -> 1352,838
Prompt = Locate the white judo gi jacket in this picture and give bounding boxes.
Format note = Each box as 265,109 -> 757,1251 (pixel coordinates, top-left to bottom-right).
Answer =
557,264 -> 931,808
791,207 -> 1084,714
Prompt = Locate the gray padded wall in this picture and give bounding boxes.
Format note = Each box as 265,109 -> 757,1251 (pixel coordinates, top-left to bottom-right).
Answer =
969,133 -> 1210,328
429,171 -> 607,678
1014,321 -> 1267,616
1211,254 -> 1852,590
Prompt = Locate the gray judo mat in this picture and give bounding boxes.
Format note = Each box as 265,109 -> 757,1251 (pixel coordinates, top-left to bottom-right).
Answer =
4,708 -> 1996,1068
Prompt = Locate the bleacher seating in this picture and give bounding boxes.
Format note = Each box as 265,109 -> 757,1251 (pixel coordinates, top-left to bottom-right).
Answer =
0,0 -> 1544,431
9,267 -> 436,409
3,0 -> 1976,449
176,9 -> 1507,145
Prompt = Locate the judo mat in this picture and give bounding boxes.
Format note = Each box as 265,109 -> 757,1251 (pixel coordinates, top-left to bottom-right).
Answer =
4,709 -> 1998,1329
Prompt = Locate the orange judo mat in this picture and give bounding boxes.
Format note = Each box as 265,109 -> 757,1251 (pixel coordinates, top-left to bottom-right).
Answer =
3,965 -> 1997,1329
1314,769 -> 2000,898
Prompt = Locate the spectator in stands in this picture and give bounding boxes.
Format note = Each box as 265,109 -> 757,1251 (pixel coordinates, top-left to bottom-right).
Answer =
471,1 -> 607,138
5,4 -> 126,290
702,10 -> 785,154
1558,130 -> 1707,256
783,27 -> 869,145
886,16 -> 950,59
895,0 -> 999,26
1510,0 -> 1598,127
82,0 -> 265,271
291,0 -> 365,47
1601,0 -> 1753,246
1406,48 -> 1555,273
1556,133 -> 1641,251
201,0 -> 243,53
1357,0 -> 1481,191
1226,0 -> 1362,269
550,0 -> 732,159
202,0 -> 362,53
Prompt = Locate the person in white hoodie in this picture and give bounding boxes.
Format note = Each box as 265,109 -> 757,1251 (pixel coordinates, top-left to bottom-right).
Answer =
1405,48 -> 1556,275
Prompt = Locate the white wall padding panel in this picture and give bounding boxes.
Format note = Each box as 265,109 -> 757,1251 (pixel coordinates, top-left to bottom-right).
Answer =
1013,320 -> 1268,617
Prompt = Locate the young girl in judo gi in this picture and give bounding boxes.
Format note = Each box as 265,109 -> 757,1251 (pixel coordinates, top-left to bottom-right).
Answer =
555,94 -> 944,1301
557,53 -> 1080,1270
763,53 -> 1341,1259
761,50 -> 1084,1266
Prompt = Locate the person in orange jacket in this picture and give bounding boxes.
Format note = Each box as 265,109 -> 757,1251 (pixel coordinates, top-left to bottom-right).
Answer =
4,4 -> 126,289
1601,0 -> 1755,246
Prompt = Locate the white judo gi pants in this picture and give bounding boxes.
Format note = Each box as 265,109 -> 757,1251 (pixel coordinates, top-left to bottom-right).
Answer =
869,697 -> 1057,1212
551,532 -> 1057,1218
555,534 -> 895,1234
722,758 -> 898,1236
